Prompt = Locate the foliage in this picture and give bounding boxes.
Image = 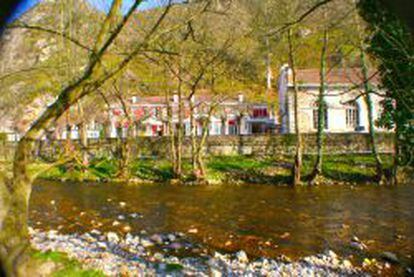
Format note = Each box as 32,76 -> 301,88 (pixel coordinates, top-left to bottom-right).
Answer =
358,0 -> 414,166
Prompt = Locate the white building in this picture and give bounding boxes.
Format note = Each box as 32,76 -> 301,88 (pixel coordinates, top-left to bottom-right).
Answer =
109,94 -> 278,137
278,65 -> 387,134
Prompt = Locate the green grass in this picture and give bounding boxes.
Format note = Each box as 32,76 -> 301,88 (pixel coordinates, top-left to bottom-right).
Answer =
131,158 -> 174,181
31,153 -> 396,185
32,251 -> 105,277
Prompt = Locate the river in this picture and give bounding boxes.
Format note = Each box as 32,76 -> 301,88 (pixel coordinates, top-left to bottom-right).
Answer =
30,181 -> 414,269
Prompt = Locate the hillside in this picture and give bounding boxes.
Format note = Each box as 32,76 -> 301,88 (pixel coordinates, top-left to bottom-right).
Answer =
0,0 -> 360,132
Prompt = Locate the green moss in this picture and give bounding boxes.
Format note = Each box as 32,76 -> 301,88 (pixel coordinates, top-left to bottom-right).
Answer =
32,251 -> 105,277
165,263 -> 184,272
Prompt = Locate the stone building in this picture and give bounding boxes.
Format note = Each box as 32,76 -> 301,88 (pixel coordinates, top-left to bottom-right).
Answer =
278,65 -> 387,134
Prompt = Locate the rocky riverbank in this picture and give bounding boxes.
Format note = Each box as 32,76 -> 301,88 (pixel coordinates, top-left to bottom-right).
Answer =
30,228 -> 366,276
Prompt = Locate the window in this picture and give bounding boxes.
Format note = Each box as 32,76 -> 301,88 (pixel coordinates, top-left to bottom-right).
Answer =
228,120 -> 238,135
252,108 -> 268,118
210,122 -> 221,135
345,102 -> 359,129
312,104 -> 328,130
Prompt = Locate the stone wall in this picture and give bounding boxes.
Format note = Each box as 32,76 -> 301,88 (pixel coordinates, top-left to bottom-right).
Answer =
0,133 -> 394,161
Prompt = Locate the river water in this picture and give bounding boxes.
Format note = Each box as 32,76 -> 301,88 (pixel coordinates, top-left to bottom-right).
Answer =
30,181 -> 414,268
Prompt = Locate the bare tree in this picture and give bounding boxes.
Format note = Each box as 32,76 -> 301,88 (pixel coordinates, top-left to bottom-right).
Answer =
309,29 -> 328,184
0,0 -> 175,274
287,29 -> 303,186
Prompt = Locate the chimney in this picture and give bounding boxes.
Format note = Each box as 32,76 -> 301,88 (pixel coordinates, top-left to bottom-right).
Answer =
238,94 -> 244,103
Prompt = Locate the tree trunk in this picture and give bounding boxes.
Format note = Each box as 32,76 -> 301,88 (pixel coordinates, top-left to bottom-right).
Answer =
175,78 -> 183,178
190,102 -> 197,175
78,103 -> 89,178
265,36 -> 272,95
65,111 -> 71,154
391,122 -> 400,185
0,139 -> 33,276
166,91 -> 177,177
309,29 -> 328,184
360,48 -> 384,183
288,29 -> 302,186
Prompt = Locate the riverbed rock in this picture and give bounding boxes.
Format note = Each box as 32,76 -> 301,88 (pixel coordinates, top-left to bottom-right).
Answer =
150,234 -> 164,244
236,251 -> 249,263
107,232 -> 119,243
141,238 -> 154,247
122,225 -> 132,233
188,228 -> 198,234
90,229 -> 101,236
350,236 -> 367,250
117,215 -> 126,220
381,252 -> 399,264
30,230 -> 367,276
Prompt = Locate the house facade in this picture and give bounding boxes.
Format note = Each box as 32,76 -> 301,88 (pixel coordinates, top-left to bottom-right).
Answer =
278,65 -> 387,134
108,94 -> 278,138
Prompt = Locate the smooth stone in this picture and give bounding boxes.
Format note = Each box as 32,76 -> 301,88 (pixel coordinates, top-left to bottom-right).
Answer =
150,234 -> 163,244
168,242 -> 183,249
381,252 -> 399,264
236,250 -> 249,263
188,228 -> 198,234
90,229 -> 101,236
154,252 -> 164,260
141,238 -> 154,247
122,225 -> 132,232
107,232 -> 120,243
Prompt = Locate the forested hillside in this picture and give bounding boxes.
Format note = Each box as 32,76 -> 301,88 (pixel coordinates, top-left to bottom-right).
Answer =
0,0 -> 361,129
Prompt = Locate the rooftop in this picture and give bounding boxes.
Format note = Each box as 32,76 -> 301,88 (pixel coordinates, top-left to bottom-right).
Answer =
292,68 -> 380,86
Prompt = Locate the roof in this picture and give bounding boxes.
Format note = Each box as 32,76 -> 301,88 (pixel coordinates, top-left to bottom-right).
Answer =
292,68 -> 380,86
131,96 -> 166,104
130,94 -> 242,105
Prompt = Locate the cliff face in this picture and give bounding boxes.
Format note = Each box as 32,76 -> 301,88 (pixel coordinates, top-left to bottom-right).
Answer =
0,0 -> 99,132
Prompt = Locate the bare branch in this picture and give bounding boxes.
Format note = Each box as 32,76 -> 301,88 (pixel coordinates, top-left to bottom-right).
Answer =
266,0 -> 334,36
7,22 -> 93,53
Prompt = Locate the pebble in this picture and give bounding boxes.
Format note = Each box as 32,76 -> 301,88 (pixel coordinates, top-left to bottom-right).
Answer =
150,234 -> 164,244
141,238 -> 154,247
106,232 -> 119,243
122,225 -> 132,232
30,230 -> 367,276
188,228 -> 198,234
236,250 -> 249,263
280,232 -> 290,239
381,251 -> 399,264
129,213 -> 141,219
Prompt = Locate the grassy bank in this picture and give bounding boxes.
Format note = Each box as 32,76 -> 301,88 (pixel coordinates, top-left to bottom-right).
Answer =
31,250 -> 104,277
29,154 -> 399,185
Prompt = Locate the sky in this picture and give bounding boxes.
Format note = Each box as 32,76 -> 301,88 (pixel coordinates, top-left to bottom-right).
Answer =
10,0 -> 170,22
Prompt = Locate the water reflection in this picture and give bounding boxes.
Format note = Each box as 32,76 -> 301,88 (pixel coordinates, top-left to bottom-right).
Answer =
30,181 -> 414,266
